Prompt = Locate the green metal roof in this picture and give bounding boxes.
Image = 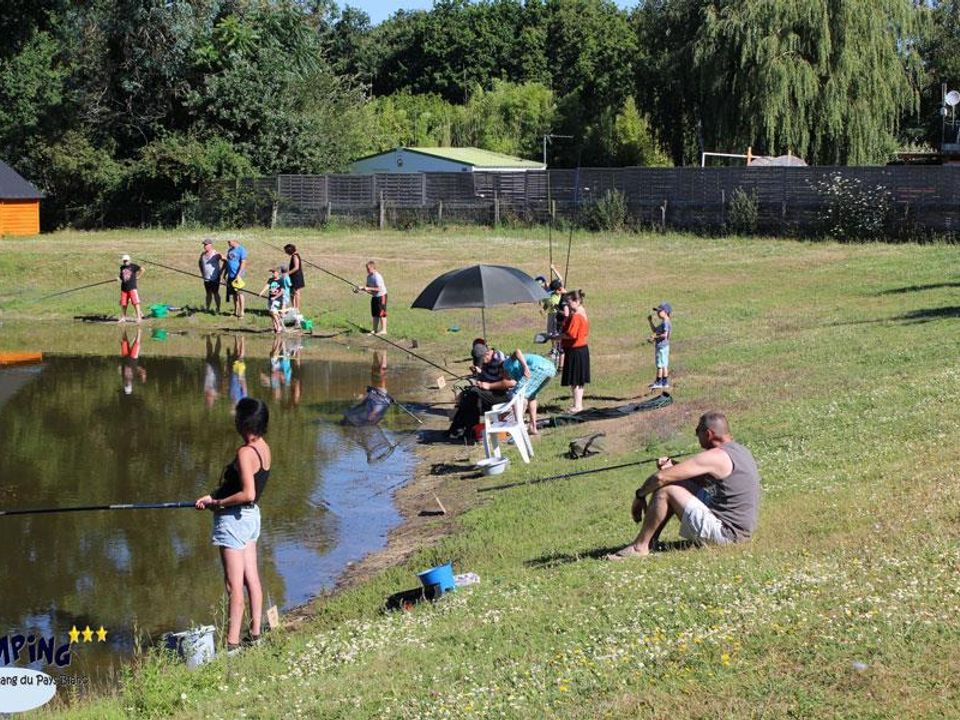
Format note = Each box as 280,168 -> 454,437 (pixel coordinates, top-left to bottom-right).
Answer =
407,147 -> 544,169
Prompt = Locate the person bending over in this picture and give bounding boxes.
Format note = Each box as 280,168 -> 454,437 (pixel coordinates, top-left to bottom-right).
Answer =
608,412 -> 761,560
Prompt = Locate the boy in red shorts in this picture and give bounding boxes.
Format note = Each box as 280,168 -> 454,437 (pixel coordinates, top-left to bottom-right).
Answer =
118,254 -> 144,323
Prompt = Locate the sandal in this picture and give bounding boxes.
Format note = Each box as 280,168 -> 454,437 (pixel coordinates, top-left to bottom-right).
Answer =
605,545 -> 646,561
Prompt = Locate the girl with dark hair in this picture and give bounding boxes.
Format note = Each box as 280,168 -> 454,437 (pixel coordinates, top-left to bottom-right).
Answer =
195,397 -> 271,653
284,244 -> 305,313
560,289 -> 590,413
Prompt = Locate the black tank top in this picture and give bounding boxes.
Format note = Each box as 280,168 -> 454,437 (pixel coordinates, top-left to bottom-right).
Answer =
213,445 -> 269,506
289,253 -> 305,287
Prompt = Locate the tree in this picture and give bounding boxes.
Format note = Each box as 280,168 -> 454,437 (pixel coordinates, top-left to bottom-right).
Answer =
454,80 -> 555,158
635,0 -> 923,165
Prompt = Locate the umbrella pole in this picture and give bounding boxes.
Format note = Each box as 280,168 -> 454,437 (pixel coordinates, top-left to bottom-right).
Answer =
482,308 -> 487,339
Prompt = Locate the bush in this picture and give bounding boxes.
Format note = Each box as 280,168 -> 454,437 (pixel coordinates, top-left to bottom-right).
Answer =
727,187 -> 758,234
585,189 -> 628,231
814,172 -> 894,241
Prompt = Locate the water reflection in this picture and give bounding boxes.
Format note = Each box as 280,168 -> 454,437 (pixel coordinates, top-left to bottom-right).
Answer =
0,332 -> 421,683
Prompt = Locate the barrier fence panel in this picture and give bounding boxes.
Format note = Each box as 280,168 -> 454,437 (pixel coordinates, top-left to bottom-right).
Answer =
202,166 -> 960,233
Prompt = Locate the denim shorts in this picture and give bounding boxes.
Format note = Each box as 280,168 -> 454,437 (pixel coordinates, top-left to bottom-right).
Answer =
211,505 -> 261,550
655,346 -> 670,369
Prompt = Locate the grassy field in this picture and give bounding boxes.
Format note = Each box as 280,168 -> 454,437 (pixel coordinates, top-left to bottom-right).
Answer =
3,227 -> 960,718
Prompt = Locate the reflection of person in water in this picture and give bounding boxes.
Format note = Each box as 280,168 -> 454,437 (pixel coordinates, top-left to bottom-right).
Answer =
119,327 -> 147,395
263,335 -> 292,401
203,334 -> 222,408
371,349 -> 387,391
226,335 -> 247,411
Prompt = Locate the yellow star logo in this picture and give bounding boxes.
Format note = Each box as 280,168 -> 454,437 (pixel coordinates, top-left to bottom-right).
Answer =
68,626 -> 80,644
82,625 -> 93,643
96,626 -> 108,642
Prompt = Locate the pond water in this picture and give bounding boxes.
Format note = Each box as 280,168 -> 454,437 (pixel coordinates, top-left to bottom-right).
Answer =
0,329 -> 424,685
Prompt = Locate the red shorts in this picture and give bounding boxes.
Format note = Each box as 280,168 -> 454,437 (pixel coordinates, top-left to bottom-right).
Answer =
120,289 -> 140,307
120,337 -> 141,359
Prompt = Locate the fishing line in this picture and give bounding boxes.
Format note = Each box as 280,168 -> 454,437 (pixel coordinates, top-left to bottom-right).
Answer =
19,278 -> 117,306
344,320 -> 468,381
139,258 -> 262,298
257,239 -> 359,290
477,451 -> 693,493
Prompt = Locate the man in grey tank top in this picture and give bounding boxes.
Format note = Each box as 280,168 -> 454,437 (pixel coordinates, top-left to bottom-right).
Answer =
608,411 -> 761,560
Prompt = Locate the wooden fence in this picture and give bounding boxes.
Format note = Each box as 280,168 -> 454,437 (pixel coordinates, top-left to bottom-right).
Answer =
200,166 -> 960,234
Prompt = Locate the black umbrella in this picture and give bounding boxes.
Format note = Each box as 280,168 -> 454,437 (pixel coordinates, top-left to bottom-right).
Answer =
411,264 -> 549,337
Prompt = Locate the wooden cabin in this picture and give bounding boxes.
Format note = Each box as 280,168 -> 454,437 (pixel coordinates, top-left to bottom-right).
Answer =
0,160 -> 42,236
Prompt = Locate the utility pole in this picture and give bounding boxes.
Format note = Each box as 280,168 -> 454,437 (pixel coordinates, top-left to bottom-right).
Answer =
542,133 -> 573,167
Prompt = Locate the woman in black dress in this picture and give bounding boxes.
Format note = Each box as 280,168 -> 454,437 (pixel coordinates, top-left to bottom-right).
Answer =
284,244 -> 305,314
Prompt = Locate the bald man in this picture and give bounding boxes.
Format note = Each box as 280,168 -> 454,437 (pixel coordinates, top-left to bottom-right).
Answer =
608,411 -> 761,559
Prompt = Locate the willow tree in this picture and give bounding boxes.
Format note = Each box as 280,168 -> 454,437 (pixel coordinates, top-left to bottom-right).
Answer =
692,0 -> 922,164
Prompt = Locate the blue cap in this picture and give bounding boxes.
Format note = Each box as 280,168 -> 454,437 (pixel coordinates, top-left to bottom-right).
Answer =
654,302 -> 672,315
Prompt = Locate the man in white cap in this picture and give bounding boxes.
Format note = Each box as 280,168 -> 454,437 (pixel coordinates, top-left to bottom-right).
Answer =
117,254 -> 144,323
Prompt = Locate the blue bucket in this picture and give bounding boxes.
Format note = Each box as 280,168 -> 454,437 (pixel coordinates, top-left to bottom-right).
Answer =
417,562 -> 456,596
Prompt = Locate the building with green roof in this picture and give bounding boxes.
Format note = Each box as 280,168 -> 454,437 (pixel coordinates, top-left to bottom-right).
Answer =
351,147 -> 545,174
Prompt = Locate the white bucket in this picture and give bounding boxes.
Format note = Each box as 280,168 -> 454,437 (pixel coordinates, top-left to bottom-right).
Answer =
164,625 -> 215,669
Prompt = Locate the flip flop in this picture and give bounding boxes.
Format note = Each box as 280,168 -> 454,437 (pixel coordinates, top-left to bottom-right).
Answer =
606,545 -> 646,561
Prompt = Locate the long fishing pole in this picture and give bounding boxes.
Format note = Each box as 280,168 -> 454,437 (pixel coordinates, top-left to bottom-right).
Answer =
344,320 -> 468,381
477,451 -> 693,493
0,501 -> 195,517
139,258 -> 262,298
257,239 -> 359,290
24,278 -> 117,304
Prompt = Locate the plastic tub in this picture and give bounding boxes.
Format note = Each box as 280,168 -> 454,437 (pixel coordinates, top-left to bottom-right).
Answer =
417,562 -> 456,596
149,304 -> 168,318
300,318 -> 313,331
476,457 -> 509,476
164,625 -> 215,668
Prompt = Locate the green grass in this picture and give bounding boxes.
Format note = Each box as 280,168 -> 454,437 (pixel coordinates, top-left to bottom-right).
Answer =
4,227 -> 960,718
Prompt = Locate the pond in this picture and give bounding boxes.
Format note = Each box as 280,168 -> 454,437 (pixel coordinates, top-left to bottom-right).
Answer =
0,328 -> 425,685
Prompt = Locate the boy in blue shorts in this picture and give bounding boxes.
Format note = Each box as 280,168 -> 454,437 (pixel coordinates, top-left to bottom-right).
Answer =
647,302 -> 672,389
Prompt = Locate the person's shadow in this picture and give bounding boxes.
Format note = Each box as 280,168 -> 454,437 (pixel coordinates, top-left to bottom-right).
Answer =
525,541 -> 696,568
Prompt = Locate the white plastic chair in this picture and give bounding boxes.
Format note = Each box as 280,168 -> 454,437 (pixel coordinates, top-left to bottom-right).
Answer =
482,392 -> 533,463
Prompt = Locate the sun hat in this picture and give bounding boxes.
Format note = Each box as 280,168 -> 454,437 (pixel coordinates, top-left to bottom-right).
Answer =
231,277 -> 246,289
121,254 -> 130,262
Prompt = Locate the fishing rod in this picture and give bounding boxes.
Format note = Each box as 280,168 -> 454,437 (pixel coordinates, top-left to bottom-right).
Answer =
344,320 -> 468,381
139,258 -> 262,298
24,278 -> 117,304
477,451 -> 693,493
257,239 -> 359,290
0,501 -> 195,517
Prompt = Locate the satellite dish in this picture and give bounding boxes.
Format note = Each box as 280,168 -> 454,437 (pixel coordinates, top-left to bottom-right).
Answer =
946,90 -> 960,107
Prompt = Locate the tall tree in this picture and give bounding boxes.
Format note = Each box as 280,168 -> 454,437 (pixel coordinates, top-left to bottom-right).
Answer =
636,0 -> 923,165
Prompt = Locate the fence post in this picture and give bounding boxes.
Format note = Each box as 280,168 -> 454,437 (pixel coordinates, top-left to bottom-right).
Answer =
325,201 -> 332,224
379,191 -> 385,230
270,201 -> 278,229
438,199 -> 443,225
720,189 -> 726,227
660,199 -> 668,231
494,189 -> 500,227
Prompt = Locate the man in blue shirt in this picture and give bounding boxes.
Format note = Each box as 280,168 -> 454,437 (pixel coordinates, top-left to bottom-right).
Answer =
224,239 -> 248,319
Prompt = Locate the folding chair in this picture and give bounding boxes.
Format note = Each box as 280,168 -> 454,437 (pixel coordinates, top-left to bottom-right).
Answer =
482,391 -> 533,463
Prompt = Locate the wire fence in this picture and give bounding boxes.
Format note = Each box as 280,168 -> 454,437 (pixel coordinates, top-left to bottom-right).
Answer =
194,166 -> 960,236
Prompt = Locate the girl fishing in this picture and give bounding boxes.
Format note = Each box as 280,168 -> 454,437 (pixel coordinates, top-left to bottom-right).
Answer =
195,398 -> 271,653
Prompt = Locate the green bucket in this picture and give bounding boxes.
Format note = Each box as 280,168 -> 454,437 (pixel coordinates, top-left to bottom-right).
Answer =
300,319 -> 313,331
150,304 -> 168,318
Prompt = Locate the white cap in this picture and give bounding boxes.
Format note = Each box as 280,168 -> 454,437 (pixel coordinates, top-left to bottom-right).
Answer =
121,254 -> 131,262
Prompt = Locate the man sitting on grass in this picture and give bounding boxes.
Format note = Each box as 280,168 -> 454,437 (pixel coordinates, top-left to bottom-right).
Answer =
607,411 -> 760,559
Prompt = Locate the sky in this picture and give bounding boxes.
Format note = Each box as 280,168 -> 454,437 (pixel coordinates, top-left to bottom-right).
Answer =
349,1 -> 636,26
